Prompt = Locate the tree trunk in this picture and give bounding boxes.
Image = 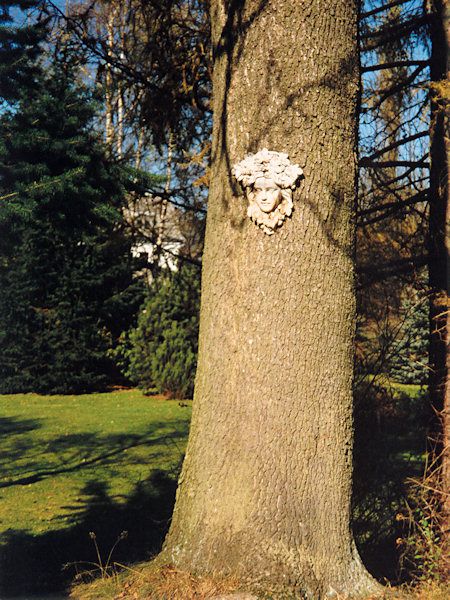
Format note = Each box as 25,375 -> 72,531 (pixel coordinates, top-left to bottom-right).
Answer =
428,0 -> 450,569
152,131 -> 174,276
161,1 -> 379,597
105,8 -> 116,153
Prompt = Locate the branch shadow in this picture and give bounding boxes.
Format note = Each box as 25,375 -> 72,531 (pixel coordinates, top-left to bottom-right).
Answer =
0,417 -> 44,480
0,470 -> 178,596
0,417 -> 189,597
0,429 -> 182,488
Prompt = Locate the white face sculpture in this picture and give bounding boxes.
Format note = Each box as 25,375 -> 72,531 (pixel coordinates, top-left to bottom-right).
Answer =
232,149 -> 303,235
251,177 -> 283,213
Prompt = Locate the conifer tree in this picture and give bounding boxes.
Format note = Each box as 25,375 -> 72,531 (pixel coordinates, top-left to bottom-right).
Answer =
0,0 -> 46,103
389,284 -> 429,385
0,44 -> 142,393
118,261 -> 201,399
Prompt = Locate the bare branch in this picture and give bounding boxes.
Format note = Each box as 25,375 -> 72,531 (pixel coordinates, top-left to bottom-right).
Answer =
360,0 -> 413,20
366,64 -> 429,112
359,163 -> 426,199
359,159 -> 429,169
357,189 -> 429,218
360,131 -> 428,162
362,60 -> 430,73
357,255 -> 428,287
361,15 -> 429,42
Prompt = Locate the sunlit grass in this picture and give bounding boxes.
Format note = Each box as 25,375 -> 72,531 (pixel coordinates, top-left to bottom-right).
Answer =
0,390 -> 191,535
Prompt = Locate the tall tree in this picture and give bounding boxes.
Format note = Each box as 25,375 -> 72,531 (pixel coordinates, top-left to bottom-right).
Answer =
58,0 -> 210,273
0,45 -> 141,393
428,0 -> 449,567
358,0 -> 449,575
160,1 -> 379,597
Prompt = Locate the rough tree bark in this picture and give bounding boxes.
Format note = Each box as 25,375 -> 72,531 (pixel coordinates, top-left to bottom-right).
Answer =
429,0 -> 450,568
161,1 -> 380,597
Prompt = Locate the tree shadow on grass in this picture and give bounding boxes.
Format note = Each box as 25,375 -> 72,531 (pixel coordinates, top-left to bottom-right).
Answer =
0,417 -> 43,437
0,417 -> 44,481
0,469 -> 178,597
1,421 -> 187,487
0,414 -> 190,597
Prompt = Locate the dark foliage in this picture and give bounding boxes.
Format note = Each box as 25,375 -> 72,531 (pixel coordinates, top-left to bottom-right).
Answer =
353,379 -> 428,582
389,286 -> 429,385
0,0 -> 47,103
0,46 -> 143,393
116,261 -> 201,399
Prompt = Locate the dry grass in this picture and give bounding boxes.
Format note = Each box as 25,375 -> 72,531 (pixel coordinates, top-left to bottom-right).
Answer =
395,437 -> 449,584
69,561 -> 450,600
69,561 -> 244,600
385,581 -> 450,600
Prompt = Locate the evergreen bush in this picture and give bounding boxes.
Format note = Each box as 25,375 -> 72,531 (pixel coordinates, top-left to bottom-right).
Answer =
118,262 -> 201,399
0,0 -> 46,103
389,284 -> 429,385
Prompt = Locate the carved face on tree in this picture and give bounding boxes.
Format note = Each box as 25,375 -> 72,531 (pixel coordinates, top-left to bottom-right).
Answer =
250,177 -> 283,213
232,149 -> 303,235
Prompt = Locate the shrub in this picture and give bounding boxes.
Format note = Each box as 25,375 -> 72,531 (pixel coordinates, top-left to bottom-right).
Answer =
118,262 -> 201,399
389,285 -> 429,385
397,470 -> 448,583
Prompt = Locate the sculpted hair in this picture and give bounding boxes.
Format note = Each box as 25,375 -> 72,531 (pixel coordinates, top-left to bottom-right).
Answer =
232,148 -> 303,190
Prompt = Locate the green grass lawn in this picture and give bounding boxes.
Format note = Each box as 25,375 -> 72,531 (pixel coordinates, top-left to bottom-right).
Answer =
0,389 -> 191,595
0,382 -> 428,596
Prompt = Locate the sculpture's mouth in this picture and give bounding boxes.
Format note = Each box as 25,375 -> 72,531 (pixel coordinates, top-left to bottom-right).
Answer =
258,199 -> 277,212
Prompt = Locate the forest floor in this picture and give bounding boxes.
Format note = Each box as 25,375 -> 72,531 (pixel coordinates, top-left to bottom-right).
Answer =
67,561 -> 450,600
